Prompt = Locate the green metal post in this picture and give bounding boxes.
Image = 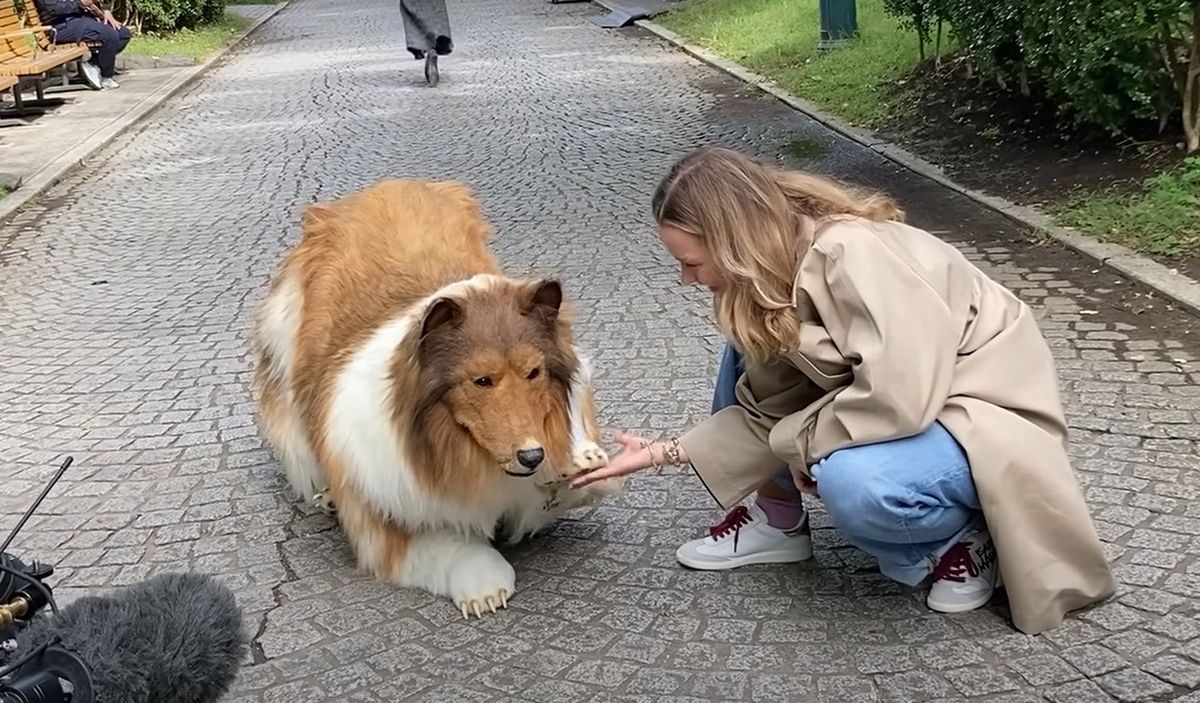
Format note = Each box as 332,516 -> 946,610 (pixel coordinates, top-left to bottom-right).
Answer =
818,0 -> 858,50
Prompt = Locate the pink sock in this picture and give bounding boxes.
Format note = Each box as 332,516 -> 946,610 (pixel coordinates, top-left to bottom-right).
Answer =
755,494 -> 806,530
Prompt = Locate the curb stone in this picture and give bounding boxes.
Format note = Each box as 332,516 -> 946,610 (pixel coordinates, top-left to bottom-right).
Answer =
117,54 -> 198,70
592,4 -> 1200,318
0,2 -> 289,227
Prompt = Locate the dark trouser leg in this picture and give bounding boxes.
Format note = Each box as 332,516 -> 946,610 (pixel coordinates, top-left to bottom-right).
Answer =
53,17 -> 128,77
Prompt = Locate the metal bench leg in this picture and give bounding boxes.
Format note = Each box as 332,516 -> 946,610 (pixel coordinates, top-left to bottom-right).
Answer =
6,78 -> 71,111
0,86 -> 32,126
0,82 -> 52,119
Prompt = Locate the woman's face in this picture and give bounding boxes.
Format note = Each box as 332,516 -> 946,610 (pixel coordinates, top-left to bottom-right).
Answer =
659,224 -> 725,292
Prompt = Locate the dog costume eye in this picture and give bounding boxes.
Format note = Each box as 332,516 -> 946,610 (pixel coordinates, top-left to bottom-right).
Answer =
474,377 -> 493,388
527,368 -> 541,380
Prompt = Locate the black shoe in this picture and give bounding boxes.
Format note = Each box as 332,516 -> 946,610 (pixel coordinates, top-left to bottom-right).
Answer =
424,53 -> 439,86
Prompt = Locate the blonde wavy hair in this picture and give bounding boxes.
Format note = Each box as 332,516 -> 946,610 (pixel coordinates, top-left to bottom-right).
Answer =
651,145 -> 903,365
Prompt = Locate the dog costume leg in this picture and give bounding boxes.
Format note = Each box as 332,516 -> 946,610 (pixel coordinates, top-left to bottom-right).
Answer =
568,353 -> 608,473
404,531 -> 517,619
334,486 -> 515,618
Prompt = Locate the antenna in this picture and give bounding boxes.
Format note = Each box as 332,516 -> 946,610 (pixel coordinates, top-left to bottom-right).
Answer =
0,456 -> 73,555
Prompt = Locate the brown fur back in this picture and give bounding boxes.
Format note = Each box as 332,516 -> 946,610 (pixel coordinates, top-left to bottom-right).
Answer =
282,181 -> 498,423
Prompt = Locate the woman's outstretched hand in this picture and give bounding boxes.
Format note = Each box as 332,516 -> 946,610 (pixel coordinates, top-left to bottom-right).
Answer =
570,431 -> 659,488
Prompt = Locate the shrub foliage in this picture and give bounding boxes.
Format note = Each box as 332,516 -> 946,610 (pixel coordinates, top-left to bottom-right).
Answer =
111,0 -> 227,33
881,0 -> 1200,151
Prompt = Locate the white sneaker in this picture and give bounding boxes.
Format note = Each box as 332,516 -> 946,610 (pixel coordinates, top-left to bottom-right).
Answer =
80,62 -> 102,90
926,528 -> 1001,613
675,503 -> 814,570
101,77 -> 120,90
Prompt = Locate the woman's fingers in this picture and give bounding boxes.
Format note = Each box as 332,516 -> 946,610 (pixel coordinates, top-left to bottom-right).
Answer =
612,431 -> 648,452
570,460 -> 636,487
570,444 -> 647,487
569,431 -> 675,488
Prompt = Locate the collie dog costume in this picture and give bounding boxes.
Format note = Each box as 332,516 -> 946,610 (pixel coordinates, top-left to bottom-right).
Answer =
250,180 -> 620,617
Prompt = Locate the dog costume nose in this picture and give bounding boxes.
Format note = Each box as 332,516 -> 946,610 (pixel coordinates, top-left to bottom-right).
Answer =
516,448 -> 545,469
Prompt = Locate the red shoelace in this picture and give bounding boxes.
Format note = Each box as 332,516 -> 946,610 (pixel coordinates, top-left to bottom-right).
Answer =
932,541 -> 980,583
708,505 -> 753,551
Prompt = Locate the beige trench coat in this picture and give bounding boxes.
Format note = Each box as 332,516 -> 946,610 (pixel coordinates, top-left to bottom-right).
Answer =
678,216 -> 1116,635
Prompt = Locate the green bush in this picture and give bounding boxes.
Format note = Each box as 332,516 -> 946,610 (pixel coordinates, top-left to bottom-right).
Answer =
882,0 -> 1199,149
112,0 -> 228,33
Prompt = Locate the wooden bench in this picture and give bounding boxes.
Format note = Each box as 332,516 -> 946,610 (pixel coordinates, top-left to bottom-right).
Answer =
19,0 -> 99,90
1,0 -> 89,116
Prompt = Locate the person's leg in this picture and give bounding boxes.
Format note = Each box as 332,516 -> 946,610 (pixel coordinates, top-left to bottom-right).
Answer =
50,18 -> 102,88
675,345 -> 812,571
55,17 -> 122,80
812,421 -> 998,612
114,25 -> 132,54
91,23 -> 122,80
709,342 -> 743,414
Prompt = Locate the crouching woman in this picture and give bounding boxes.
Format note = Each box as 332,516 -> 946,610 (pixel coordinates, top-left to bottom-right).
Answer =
574,145 -> 1115,634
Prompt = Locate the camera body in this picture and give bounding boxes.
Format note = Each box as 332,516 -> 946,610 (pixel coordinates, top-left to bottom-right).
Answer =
0,457 -> 96,703
0,552 -> 55,636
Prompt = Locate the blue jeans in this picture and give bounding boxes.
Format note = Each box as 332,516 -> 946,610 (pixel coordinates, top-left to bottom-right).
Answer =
713,344 -> 982,585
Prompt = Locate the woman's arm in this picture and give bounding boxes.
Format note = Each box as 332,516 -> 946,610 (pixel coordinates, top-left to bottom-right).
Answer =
801,225 -> 958,460
572,359 -> 822,509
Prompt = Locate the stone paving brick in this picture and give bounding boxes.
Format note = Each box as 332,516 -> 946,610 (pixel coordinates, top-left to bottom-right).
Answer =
1,0 -> 1199,699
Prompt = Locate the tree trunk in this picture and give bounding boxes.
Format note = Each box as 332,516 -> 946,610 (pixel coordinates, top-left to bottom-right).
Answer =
1187,1 -> 1200,152
916,6 -> 926,62
935,19 -> 943,69
1158,4 -> 1200,152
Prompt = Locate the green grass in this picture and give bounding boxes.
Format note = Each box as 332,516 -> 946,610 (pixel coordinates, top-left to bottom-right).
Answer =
786,135 -> 828,160
659,0 -> 946,127
1054,157 -> 1200,258
125,13 -> 249,62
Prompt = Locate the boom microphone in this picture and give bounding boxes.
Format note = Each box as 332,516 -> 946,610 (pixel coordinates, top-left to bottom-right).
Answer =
6,572 -> 247,703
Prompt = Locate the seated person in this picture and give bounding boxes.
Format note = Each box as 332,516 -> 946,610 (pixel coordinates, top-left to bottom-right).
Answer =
33,0 -> 131,90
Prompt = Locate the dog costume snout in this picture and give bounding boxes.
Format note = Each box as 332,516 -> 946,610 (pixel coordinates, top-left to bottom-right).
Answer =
516,447 -> 545,470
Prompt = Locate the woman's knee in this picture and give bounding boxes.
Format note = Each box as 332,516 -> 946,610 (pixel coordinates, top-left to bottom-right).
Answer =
813,425 -> 978,539
813,450 -> 904,531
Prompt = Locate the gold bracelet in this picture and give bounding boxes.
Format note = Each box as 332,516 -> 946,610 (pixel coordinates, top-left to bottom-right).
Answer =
641,438 -> 683,469
663,437 -> 683,465
640,439 -> 660,469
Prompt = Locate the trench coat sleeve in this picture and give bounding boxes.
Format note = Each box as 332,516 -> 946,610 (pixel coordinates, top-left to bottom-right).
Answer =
801,228 -> 960,461
678,360 -> 822,510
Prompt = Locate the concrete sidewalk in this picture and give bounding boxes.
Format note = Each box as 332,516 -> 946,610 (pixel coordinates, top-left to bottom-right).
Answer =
1,67 -> 189,189
0,3 -> 283,223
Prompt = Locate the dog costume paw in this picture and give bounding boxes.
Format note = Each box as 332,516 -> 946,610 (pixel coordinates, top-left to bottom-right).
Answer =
572,440 -> 608,473
312,490 -> 337,515
458,589 -> 510,619
450,546 -> 516,619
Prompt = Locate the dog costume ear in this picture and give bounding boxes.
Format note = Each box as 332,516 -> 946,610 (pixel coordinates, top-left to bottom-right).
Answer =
420,297 -> 461,339
524,279 -> 563,317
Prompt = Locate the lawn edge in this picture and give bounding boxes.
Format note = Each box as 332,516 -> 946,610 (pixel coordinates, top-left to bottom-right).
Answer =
601,5 -> 1200,318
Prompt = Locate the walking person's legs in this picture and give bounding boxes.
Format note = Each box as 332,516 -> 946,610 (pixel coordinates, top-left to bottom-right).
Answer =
675,344 -> 813,570
399,0 -> 453,85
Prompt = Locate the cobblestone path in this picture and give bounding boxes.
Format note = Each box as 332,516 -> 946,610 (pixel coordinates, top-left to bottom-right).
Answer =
1,0 -> 1198,700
